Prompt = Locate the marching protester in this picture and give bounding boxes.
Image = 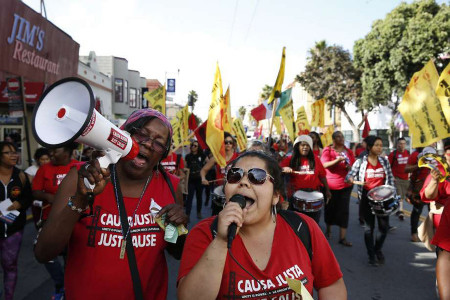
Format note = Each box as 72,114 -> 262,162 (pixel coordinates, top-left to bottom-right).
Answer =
309,131 -> 324,158
321,131 -> 355,246
200,132 -> 239,215
346,135 -> 395,266
281,135 -> 331,223
184,140 -> 206,220
419,139 -> 450,299
177,151 -> 347,299
34,108 -> 188,300
24,147 -> 50,227
0,141 -> 32,300
388,137 -> 410,221
32,143 -> 80,300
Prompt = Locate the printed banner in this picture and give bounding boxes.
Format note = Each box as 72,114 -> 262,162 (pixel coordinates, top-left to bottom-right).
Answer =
310,99 -> 325,128
399,60 -> 450,148
436,62 -> 450,125
321,125 -> 334,147
295,106 -> 311,136
278,98 -> 296,143
232,118 -> 248,151
144,85 -> 165,114
267,47 -> 286,105
222,86 -> 232,133
206,63 -> 226,167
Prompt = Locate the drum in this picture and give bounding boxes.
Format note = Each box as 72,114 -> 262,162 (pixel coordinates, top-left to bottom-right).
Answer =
367,185 -> 400,216
293,190 -> 324,212
211,186 -> 226,209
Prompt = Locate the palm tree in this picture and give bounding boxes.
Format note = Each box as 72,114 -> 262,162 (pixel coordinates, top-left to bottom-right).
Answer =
188,90 -> 198,110
238,106 -> 246,120
260,85 -> 273,101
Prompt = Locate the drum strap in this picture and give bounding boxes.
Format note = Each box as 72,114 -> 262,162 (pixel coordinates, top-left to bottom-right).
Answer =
209,210 -> 312,261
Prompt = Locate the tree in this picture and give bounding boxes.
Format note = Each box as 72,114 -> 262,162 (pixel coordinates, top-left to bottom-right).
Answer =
353,0 -> 450,144
238,106 -> 246,120
260,85 -> 273,101
296,41 -> 364,142
187,90 -> 198,110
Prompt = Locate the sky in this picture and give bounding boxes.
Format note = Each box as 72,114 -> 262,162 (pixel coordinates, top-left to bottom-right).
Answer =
22,0 -> 448,121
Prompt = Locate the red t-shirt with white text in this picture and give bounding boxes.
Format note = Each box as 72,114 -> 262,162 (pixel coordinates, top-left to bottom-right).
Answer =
388,150 -> 409,180
65,172 -> 179,300
280,156 -> 326,197
161,152 -> 185,175
32,159 -> 80,220
364,160 -> 385,191
178,213 -> 342,299
320,146 -> 355,190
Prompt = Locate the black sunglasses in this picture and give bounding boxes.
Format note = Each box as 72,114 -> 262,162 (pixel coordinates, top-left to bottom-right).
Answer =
226,167 -> 274,185
225,140 -> 234,145
131,127 -> 167,154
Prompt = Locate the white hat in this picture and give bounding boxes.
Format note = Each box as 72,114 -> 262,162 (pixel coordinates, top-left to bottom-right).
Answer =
294,135 -> 313,150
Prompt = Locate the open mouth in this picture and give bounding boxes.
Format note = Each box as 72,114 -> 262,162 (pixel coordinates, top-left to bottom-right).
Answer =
133,152 -> 148,167
243,196 -> 255,208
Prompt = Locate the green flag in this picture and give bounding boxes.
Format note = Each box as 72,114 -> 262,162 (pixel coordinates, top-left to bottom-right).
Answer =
275,88 -> 292,116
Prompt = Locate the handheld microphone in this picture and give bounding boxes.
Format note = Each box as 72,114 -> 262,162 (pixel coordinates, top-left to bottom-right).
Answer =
227,194 -> 247,249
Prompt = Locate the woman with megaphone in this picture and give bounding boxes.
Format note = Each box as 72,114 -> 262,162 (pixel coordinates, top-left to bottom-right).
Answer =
34,108 -> 188,300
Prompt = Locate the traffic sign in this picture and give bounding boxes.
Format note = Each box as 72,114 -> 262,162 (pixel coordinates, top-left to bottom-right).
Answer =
6,78 -> 21,93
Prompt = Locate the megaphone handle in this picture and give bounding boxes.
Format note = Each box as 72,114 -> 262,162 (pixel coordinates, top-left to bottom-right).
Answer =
83,149 -> 123,190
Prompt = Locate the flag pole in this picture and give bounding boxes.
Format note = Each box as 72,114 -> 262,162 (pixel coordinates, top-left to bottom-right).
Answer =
268,97 -> 278,146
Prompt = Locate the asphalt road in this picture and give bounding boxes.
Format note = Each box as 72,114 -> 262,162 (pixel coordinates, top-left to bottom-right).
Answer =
1,189 -> 437,300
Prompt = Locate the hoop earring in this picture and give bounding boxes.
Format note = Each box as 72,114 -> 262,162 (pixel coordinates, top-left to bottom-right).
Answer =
272,205 -> 277,223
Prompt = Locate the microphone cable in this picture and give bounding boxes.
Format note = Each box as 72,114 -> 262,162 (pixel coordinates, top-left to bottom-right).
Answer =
228,248 -> 271,297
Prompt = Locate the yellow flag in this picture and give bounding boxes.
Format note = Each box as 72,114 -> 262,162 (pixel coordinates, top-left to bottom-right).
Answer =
222,86 -> 232,133
310,99 -> 325,128
267,47 -> 286,104
170,118 -> 182,147
436,62 -> 450,125
295,106 -> 311,135
399,60 -> 450,147
273,116 -> 282,135
232,118 -> 247,151
176,104 -> 190,145
144,85 -> 165,114
206,63 -> 226,167
321,125 -> 334,147
278,98 -> 296,143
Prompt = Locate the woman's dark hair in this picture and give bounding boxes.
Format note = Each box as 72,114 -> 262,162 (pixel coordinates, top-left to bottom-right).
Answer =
224,131 -> 236,146
0,141 -> 17,153
332,131 -> 342,140
34,147 -> 50,160
309,131 -> 323,148
365,135 -> 382,151
190,141 -> 203,155
227,151 -> 284,194
62,142 -> 79,154
290,141 -> 315,171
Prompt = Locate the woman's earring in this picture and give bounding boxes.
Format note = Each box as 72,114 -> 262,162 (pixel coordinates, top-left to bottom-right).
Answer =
272,205 -> 277,223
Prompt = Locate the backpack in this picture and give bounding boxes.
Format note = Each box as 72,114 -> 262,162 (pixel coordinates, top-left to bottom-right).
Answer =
209,209 -> 312,261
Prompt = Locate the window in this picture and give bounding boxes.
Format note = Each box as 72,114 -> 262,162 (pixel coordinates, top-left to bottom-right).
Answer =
114,79 -> 123,102
137,89 -> 141,108
129,88 -> 137,108
124,80 -> 128,104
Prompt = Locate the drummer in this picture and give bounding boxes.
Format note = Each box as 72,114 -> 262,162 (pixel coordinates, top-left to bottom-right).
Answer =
346,135 -> 395,266
281,135 -> 331,223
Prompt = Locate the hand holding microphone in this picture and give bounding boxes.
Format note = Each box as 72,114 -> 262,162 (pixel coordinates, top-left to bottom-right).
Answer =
217,194 -> 247,249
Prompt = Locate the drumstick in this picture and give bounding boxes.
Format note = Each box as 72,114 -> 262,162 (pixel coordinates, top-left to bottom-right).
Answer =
282,170 -> 303,175
353,181 -> 366,186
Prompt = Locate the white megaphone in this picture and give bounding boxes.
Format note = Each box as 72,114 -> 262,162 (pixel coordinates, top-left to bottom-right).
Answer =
32,77 -> 139,188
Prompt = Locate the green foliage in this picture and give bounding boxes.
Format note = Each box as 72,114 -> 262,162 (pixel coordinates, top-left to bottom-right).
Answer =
188,90 -> 198,109
260,85 -> 273,100
238,106 -> 246,120
353,0 -> 450,111
296,40 -> 362,111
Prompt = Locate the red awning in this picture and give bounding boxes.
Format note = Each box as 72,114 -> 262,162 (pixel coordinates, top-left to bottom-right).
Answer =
0,81 -> 45,104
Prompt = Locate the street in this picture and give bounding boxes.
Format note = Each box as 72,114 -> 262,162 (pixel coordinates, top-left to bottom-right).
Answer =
1,189 -> 437,300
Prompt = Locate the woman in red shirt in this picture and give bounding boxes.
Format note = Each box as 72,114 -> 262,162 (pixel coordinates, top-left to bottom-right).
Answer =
281,135 -> 331,223
320,131 -> 355,246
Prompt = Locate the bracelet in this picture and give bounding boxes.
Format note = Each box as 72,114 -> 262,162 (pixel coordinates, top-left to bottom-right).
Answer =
67,196 -> 89,214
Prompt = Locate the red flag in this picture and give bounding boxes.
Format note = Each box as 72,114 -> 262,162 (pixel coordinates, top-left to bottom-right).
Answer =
195,121 -> 208,150
362,116 -> 371,138
188,113 -> 198,130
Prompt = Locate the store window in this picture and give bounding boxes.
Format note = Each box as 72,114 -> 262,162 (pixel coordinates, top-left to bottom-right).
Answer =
114,79 -> 123,102
129,88 -> 137,108
124,80 -> 128,104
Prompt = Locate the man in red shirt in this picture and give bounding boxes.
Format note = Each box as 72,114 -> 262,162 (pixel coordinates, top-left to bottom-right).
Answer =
388,138 -> 410,220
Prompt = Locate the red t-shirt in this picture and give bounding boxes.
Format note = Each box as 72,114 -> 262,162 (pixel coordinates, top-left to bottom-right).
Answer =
280,156 -> 326,197
420,175 -> 450,206
32,159 -> 80,220
407,151 -> 429,181
355,147 -> 365,157
320,146 -> 355,190
364,160 -> 386,191
161,152 -> 185,175
65,172 -> 179,300
178,213 -> 342,298
388,150 -> 410,180
312,149 -> 321,158
215,152 -> 239,184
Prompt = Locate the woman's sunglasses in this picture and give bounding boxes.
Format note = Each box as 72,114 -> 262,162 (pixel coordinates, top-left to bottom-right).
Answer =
226,167 -> 274,185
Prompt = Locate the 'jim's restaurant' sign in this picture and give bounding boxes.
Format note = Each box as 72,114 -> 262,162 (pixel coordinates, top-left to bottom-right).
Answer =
0,0 -> 79,83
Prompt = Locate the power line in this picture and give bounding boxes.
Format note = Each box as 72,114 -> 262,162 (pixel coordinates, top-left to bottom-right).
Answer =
244,0 -> 260,43
228,0 -> 239,46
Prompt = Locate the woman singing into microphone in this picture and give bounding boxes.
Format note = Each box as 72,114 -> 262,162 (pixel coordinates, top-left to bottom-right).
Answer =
178,151 -> 346,299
